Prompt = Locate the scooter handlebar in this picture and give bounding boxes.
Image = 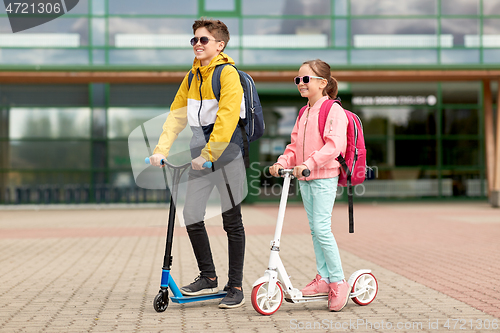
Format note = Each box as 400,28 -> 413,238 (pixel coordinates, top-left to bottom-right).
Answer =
277,168 -> 310,177
145,157 -> 212,169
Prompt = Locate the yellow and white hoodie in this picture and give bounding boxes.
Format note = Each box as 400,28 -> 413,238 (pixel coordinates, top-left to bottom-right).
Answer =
154,52 -> 245,163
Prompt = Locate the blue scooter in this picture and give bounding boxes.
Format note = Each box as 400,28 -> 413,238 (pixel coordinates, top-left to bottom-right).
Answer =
145,157 -> 227,312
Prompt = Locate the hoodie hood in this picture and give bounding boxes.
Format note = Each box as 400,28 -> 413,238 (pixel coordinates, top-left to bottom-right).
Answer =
191,52 -> 235,77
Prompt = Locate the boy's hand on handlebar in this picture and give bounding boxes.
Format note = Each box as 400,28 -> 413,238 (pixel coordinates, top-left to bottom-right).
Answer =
149,153 -> 166,168
294,165 -> 309,178
191,155 -> 207,170
269,164 -> 283,177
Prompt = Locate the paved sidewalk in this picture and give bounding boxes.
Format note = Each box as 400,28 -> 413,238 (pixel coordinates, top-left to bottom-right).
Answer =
0,202 -> 499,332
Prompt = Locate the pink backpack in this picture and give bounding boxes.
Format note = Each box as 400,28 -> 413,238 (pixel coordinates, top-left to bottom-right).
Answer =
298,99 -> 367,233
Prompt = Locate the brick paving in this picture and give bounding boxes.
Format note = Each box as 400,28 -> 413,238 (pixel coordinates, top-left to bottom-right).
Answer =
0,202 -> 499,332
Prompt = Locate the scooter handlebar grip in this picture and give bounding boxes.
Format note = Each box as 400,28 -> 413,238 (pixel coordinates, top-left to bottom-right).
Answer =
203,161 -> 212,168
302,169 -> 311,177
145,157 -> 165,165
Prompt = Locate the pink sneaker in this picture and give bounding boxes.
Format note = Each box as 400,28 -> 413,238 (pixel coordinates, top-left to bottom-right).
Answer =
300,274 -> 330,296
328,280 -> 350,311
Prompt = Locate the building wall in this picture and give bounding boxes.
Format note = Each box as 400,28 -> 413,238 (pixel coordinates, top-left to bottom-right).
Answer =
1,0 -> 498,203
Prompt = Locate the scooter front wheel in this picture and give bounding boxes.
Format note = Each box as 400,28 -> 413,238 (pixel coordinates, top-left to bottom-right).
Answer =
351,273 -> 378,306
251,282 -> 283,315
153,289 -> 169,312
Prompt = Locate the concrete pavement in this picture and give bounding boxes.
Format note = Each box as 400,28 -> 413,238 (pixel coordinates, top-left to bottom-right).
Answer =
0,202 -> 499,332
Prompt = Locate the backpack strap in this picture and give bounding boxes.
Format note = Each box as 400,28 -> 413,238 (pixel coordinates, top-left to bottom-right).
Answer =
188,71 -> 194,89
211,63 -> 251,168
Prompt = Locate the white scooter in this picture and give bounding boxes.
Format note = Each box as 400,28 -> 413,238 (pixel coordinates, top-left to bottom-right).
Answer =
251,168 -> 378,315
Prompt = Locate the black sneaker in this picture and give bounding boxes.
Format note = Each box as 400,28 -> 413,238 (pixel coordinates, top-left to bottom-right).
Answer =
180,275 -> 218,296
219,286 -> 245,309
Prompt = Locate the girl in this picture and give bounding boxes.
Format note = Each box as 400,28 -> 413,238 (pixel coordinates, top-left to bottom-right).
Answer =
269,59 -> 349,312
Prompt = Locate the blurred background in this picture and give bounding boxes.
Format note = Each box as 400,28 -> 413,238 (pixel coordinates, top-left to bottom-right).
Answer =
1,0 -> 499,206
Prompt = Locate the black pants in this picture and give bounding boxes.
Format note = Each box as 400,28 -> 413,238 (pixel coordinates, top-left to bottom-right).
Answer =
183,161 -> 246,288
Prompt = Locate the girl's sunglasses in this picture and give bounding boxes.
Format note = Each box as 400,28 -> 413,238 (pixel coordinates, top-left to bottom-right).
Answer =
294,75 -> 326,85
190,36 -> 221,46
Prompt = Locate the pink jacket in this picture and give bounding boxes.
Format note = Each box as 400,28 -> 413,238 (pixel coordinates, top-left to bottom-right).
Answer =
277,96 -> 348,181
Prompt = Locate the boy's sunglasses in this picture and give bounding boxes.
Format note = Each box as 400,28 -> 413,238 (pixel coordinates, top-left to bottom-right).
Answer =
294,75 -> 326,85
190,36 -> 221,46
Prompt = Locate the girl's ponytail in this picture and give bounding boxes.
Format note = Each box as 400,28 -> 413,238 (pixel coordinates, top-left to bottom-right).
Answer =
302,59 -> 338,99
325,76 -> 338,100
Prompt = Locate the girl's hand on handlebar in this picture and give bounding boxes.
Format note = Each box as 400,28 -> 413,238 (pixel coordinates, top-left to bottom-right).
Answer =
149,153 -> 166,168
269,164 -> 283,177
293,164 -> 309,178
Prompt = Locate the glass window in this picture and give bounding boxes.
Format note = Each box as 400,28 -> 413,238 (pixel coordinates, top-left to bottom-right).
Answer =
9,141 -> 91,169
365,139 -> 437,166
205,0 -> 235,12
92,18 -> 106,46
109,49 -> 195,65
109,84 -> 178,107
441,82 -> 480,104
357,107 -> 437,136
9,108 -> 91,139
4,171 -> 91,188
108,108 -> 167,139
350,0 -> 437,15
0,18 -> 89,46
441,19 -> 479,47
242,19 -> 330,48
91,0 -> 106,15
92,49 -> 106,65
441,0 -> 479,15
484,49 -> 500,63
109,18 -> 239,48
108,141 -> 131,169
442,109 -> 479,135
441,49 -> 479,64
109,18 -> 193,47
335,19 -> 348,47
335,0 -> 347,16
351,50 -> 437,65
395,140 -> 437,166
482,19 -> 500,48
483,0 -> 500,14
0,85 -> 89,107
66,0 -> 89,14
242,0 -> 330,16
351,19 -> 438,48
108,0 -> 197,15
365,139 -> 387,166
242,50 -> 347,65
0,49 -> 89,65
442,140 -> 480,166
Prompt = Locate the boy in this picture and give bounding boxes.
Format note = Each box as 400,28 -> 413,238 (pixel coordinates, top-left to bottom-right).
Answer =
149,18 -> 246,309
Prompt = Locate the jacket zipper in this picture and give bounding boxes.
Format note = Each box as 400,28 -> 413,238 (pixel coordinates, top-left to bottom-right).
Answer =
303,107 -> 309,164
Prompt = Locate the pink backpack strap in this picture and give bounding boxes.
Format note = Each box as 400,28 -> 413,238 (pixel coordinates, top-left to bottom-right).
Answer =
298,99 -> 342,143
298,105 -> 308,120
318,99 -> 342,143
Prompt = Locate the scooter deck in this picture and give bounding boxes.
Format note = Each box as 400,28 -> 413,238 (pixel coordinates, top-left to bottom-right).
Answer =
285,295 -> 328,303
171,291 -> 227,304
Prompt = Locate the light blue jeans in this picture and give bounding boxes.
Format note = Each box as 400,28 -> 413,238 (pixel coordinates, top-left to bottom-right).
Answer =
299,177 -> 345,282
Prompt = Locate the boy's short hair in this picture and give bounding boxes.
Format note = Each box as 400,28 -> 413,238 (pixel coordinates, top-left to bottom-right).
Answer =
193,18 -> 230,51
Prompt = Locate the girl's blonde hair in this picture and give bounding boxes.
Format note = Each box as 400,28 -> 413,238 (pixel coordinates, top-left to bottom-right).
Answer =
302,59 -> 338,99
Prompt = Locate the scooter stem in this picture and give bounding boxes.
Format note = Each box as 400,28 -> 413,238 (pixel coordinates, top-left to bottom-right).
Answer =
272,173 -> 292,249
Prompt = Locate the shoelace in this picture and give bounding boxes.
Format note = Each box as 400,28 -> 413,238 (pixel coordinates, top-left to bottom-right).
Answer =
305,276 -> 320,287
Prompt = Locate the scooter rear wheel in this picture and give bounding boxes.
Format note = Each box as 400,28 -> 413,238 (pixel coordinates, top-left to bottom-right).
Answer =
351,273 -> 378,306
251,282 -> 283,315
153,289 -> 169,312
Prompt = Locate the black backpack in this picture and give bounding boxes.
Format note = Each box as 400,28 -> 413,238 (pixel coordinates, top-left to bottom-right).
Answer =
188,64 -> 265,167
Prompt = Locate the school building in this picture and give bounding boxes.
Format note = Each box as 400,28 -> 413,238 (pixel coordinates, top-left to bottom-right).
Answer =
1,0 -> 500,206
